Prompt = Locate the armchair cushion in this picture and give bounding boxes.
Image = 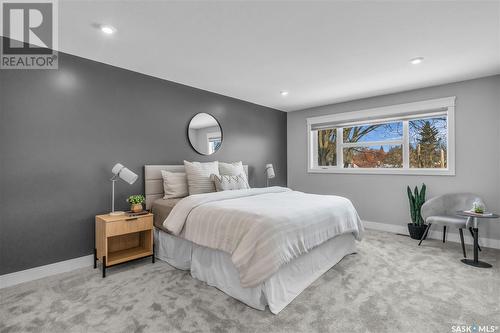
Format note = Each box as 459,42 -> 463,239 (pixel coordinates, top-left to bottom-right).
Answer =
425,215 -> 467,227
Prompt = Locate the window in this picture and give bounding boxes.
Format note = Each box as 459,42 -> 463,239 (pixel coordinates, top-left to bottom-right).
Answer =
207,132 -> 222,154
409,116 -> 447,169
307,97 -> 455,175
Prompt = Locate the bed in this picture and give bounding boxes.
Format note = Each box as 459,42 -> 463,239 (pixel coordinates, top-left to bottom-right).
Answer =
145,165 -> 363,314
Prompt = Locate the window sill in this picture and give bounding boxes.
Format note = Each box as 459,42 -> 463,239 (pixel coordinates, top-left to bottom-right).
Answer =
307,167 -> 455,176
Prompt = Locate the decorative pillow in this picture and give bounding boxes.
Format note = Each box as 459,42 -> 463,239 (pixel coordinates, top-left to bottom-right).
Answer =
211,174 -> 250,192
160,171 -> 188,199
183,160 -> 219,195
219,161 -> 248,181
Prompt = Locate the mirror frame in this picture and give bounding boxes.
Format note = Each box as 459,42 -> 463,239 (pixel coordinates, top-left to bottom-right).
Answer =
187,112 -> 224,156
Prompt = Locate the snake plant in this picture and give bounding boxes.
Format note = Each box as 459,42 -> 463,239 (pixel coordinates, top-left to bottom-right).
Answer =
407,184 -> 426,225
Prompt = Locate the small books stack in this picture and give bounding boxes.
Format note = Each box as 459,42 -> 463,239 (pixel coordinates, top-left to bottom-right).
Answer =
126,210 -> 149,217
464,210 -> 493,217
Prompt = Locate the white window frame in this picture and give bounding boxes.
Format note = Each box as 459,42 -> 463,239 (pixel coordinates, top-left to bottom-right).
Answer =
307,97 -> 455,175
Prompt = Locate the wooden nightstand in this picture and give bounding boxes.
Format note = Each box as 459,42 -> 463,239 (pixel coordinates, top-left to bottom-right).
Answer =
94,213 -> 154,277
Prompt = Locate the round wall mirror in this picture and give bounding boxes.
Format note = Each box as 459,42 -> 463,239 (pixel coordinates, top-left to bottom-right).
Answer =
188,113 -> 223,155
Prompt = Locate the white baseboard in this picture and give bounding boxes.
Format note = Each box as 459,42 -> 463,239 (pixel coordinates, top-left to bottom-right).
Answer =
0,254 -> 94,289
2,221 -> 499,289
363,220 -> 500,249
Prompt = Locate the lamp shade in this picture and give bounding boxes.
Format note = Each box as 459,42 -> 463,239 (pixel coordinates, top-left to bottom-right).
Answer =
111,163 -> 138,184
265,164 -> 275,179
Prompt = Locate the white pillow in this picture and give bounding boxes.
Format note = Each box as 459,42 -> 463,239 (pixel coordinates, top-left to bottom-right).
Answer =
219,161 -> 248,180
183,160 -> 219,195
160,171 -> 188,199
211,174 -> 250,192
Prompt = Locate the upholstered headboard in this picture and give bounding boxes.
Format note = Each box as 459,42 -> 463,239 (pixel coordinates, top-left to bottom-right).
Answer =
144,164 -> 248,210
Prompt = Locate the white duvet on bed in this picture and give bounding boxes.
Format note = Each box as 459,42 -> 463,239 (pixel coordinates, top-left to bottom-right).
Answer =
163,187 -> 363,288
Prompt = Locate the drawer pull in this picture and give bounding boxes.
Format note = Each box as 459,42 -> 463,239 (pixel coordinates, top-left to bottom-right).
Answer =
125,217 -> 138,221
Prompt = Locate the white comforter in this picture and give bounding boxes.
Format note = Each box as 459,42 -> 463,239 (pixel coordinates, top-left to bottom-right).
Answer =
163,187 -> 363,287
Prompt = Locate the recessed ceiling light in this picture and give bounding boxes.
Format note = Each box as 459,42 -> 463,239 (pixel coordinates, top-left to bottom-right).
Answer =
280,91 -> 289,96
100,25 -> 116,35
410,57 -> 424,65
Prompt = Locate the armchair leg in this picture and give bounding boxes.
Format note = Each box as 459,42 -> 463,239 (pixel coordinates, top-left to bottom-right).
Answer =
459,228 -> 466,258
419,223 -> 432,246
442,226 -> 446,243
469,227 -> 482,252
423,224 -> 430,240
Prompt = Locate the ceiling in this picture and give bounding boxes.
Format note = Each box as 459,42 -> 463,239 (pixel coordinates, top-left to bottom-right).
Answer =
51,1 -> 500,111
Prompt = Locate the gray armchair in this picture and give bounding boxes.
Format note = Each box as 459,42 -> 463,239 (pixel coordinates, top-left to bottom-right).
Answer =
419,193 -> 484,257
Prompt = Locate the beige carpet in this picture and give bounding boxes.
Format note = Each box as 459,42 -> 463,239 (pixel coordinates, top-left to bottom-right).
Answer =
1,230 -> 499,333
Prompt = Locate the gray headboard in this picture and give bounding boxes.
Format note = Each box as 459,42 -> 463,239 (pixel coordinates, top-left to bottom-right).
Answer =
144,164 -> 248,210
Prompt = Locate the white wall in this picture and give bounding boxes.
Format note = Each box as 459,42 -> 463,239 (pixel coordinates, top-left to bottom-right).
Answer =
287,75 -> 500,240
197,125 -> 221,155
188,126 -> 221,155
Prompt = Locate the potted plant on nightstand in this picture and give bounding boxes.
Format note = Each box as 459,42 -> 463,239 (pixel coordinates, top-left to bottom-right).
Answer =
407,184 -> 427,239
127,194 -> 145,213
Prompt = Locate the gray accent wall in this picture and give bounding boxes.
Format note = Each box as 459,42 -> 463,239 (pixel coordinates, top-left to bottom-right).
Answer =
287,75 -> 500,240
0,48 -> 287,274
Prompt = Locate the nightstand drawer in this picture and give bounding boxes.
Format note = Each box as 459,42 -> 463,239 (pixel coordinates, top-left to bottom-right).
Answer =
106,216 -> 153,237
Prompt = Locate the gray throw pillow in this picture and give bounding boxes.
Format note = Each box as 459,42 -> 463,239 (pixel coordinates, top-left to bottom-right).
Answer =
211,174 -> 250,192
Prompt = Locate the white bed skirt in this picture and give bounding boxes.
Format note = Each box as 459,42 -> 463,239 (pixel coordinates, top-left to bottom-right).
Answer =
154,228 -> 356,314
